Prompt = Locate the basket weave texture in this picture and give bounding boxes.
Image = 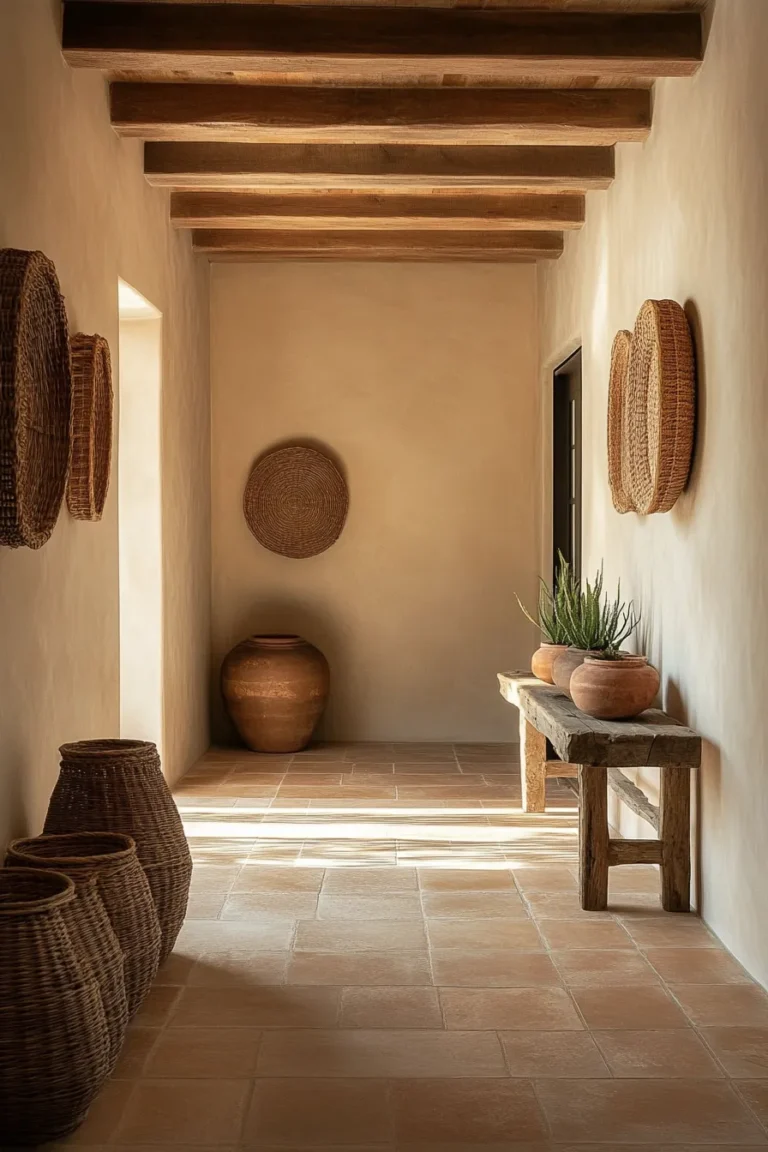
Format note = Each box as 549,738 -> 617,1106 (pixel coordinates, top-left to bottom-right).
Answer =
607,329 -> 634,514
44,740 -> 192,962
67,333 -> 113,521
627,299 -> 695,514
0,248 -> 72,548
244,445 -> 348,558
0,868 -> 111,1145
6,831 -> 160,1019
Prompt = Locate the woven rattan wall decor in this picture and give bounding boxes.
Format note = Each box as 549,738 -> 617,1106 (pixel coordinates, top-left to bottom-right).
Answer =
244,445 -> 349,558
607,329 -> 635,514
68,333 -> 113,521
0,248 -> 72,548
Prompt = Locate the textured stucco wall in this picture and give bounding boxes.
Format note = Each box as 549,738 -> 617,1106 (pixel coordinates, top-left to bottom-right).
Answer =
0,0 -> 211,847
538,0 -> 768,985
210,262 -> 540,743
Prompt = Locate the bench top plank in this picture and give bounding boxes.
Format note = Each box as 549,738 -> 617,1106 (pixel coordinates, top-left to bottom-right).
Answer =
498,671 -> 701,768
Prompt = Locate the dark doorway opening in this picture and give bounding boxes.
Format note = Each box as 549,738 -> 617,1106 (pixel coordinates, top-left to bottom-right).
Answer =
552,348 -> 582,585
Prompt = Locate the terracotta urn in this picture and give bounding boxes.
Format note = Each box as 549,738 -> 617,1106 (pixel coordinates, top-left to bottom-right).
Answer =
531,643 -> 568,684
221,634 -> 330,753
552,647 -> 596,698
570,654 -> 660,720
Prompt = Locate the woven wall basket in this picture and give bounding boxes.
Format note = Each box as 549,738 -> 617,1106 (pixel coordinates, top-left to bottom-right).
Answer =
68,333 -> 113,521
627,299 -> 696,515
0,248 -> 71,548
607,329 -> 635,514
244,445 -> 349,558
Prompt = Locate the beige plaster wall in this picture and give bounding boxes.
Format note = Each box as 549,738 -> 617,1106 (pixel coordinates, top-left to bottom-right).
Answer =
0,0 -> 211,848
210,262 -> 540,742
538,0 -> 768,984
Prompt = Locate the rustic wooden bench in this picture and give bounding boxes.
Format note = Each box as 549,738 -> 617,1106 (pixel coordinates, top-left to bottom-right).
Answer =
497,672 -> 701,913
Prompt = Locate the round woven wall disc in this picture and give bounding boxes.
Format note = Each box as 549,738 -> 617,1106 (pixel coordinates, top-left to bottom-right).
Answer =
0,249 -> 71,548
627,299 -> 695,515
607,329 -> 634,514
244,446 -> 348,558
67,333 -> 113,522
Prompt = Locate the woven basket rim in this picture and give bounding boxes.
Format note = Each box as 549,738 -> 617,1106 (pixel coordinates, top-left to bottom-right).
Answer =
8,832 -> 137,868
59,739 -> 157,760
0,867 -> 75,915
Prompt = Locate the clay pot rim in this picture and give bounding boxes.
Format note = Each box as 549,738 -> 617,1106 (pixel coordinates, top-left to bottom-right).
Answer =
538,641 -> 568,649
248,634 -> 305,648
583,653 -> 648,667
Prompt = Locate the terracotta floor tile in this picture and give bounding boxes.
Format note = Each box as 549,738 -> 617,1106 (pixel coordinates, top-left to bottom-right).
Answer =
188,950 -> 289,987
500,1030 -> 610,1077
232,866 -> 325,893
279,785 -> 398,799
318,894 -> 424,920
538,919 -> 634,950
294,919 -> 426,953
536,1078 -> 766,1144
553,949 -> 660,987
171,985 -> 340,1027
321,867 -> 418,893
607,864 -> 662,894
417,868 -> 516,893
426,918 -> 542,950
339,986 -> 442,1028
735,1080 -> 768,1125
130,985 -> 181,1027
287,951 -> 432,986
391,1078 -> 547,1143
279,773 -> 344,786
221,891 -> 319,920
392,763 -> 462,774
244,1078 -> 393,1145
421,890 -> 528,920
572,985 -> 691,1030
111,1026 -> 160,1078
621,915 -> 720,948
595,1029 -> 725,1078
525,891 -> 612,920
647,947 -> 752,984
115,1079 -> 251,1145
672,984 -> 768,1027
60,1079 -> 135,1145
702,1027 -> 768,1078
431,949 -> 561,988
175,918 -> 296,955
257,1028 -> 507,1077
188,864 -> 242,893
155,951 -> 196,986
440,987 -> 583,1030
513,866 -> 578,893
143,1027 -> 262,1078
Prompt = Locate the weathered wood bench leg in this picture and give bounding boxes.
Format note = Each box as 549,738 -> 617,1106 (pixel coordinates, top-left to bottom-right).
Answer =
520,715 -> 546,814
579,765 -> 609,910
660,764 -> 691,912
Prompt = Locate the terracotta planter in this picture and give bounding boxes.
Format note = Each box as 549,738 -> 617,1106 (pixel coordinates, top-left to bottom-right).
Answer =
531,643 -> 568,684
570,654 -> 660,720
221,634 -> 330,753
552,647 -> 596,698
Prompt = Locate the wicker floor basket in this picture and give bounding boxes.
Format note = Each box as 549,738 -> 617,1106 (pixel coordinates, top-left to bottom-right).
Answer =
0,868 -> 111,1146
7,832 -> 161,1019
44,741 -> 192,961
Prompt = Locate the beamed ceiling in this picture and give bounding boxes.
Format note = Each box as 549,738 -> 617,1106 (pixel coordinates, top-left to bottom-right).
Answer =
62,0 -> 705,261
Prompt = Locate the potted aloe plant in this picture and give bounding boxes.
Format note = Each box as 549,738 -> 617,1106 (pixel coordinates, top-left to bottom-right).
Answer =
515,554 -> 577,684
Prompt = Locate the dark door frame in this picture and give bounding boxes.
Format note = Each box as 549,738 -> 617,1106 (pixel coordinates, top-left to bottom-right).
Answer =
552,347 -> 582,585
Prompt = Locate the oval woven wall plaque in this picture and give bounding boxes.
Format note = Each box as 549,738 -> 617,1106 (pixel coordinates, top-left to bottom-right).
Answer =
244,445 -> 348,558
0,249 -> 71,548
607,329 -> 635,514
67,334 -> 113,521
627,299 -> 695,515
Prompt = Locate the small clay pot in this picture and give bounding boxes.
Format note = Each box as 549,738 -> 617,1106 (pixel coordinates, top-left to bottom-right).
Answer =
531,643 -> 568,684
570,654 -> 660,720
552,647 -> 595,698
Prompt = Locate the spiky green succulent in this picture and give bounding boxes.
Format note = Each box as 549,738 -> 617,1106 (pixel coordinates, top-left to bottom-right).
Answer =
559,564 -> 639,657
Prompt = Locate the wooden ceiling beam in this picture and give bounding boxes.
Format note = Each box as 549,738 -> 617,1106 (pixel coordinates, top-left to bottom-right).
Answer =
145,143 -> 616,193
63,3 -> 702,85
192,228 -> 565,261
170,190 -> 585,231
112,84 -> 651,145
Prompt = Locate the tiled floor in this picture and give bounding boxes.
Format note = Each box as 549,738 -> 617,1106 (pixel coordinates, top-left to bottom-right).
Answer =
55,743 -> 768,1150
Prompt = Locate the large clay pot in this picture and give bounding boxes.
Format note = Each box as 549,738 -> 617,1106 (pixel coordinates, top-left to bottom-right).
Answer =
531,643 -> 568,684
552,647 -> 596,698
221,634 -> 330,753
570,654 -> 660,720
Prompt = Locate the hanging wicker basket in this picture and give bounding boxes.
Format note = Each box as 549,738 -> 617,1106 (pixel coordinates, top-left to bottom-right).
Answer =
0,868 -> 111,1145
0,248 -> 71,548
627,299 -> 696,515
67,333 -> 113,521
607,329 -> 634,514
45,740 -> 192,961
7,831 -> 161,1019
244,445 -> 349,559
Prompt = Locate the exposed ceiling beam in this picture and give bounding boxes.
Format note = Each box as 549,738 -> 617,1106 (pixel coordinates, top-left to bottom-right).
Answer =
170,190 -> 586,231
111,84 -> 651,145
63,3 -> 702,85
145,143 -> 616,193
192,228 -> 565,260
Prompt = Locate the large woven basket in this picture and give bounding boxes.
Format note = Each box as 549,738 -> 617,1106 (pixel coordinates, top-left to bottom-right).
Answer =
0,248 -> 72,548
627,299 -> 696,515
7,832 -> 161,1019
244,445 -> 349,558
0,868 -> 111,1145
67,333 -> 113,521
44,741 -> 192,962
607,329 -> 634,514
